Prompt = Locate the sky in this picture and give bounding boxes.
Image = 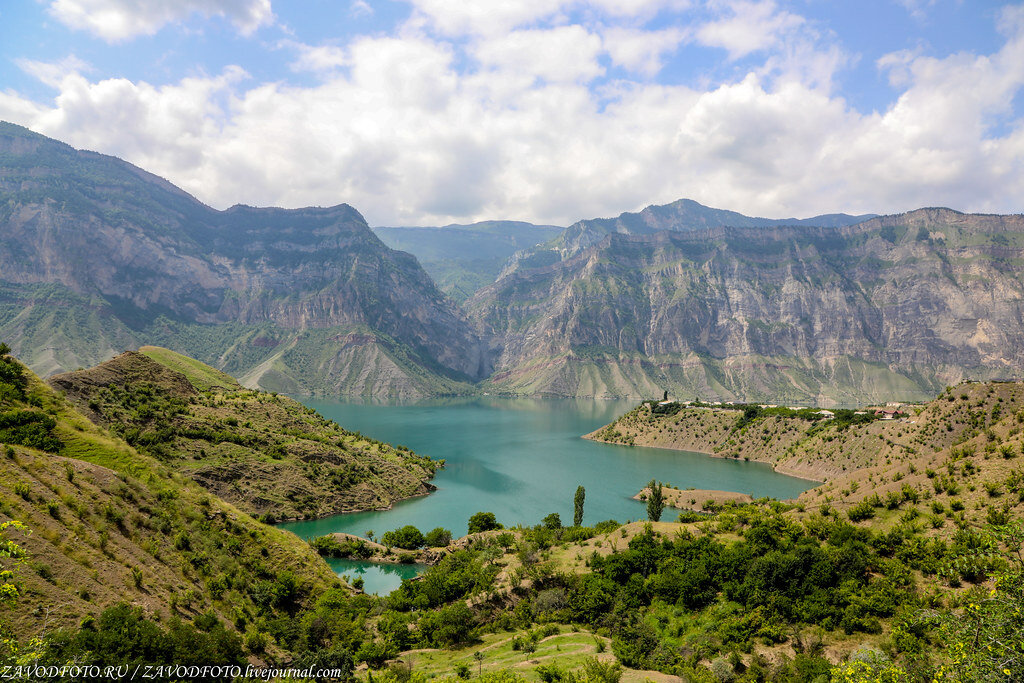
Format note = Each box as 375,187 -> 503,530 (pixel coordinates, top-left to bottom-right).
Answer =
0,1 -> 1022,227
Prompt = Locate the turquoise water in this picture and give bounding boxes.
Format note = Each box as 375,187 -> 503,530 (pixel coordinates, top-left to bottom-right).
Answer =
327,559 -> 426,595
278,397 -> 816,593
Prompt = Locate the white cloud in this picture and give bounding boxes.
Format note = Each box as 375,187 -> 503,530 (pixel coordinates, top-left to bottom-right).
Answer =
404,0 -> 692,37
2,7 -> 1023,227
15,55 -> 91,88
405,0 -> 566,37
286,42 -> 349,73
588,0 -> 693,18
47,0 -> 274,41
473,26 -> 605,83
696,0 -> 805,60
603,26 -> 687,77
897,0 -> 937,21
350,0 -> 373,18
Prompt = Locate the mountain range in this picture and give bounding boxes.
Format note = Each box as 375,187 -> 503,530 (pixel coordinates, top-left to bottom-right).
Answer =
3,120 -> 1024,403
0,121 -> 487,399
469,209 -> 1024,402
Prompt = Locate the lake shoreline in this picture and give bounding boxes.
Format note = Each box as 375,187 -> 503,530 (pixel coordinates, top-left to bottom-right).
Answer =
584,431 -> 826,489
279,397 -> 814,543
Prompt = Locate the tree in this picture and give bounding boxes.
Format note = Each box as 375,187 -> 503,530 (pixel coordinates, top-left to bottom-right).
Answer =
542,513 -> 561,530
1,521 -> 42,668
423,527 -> 452,547
574,485 -> 586,527
646,480 -> 664,522
380,525 -> 425,549
468,512 -> 502,534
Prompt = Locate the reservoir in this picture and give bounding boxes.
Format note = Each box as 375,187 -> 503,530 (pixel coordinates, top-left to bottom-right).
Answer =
279,398 -> 816,592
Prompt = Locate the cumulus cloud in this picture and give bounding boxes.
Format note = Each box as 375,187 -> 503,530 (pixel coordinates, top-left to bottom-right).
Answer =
473,26 -> 605,83
47,0 -> 274,41
603,27 -> 687,76
2,4 -> 1022,226
696,0 -> 805,60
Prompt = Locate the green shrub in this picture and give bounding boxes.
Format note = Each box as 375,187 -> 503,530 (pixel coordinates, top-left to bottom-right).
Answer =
468,512 -> 502,534
423,527 -> 452,547
847,501 -> 875,522
381,525 -> 425,550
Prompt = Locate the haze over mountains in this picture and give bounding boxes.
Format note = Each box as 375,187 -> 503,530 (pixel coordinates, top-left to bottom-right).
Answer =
3,120 -> 1024,403
372,221 -> 562,302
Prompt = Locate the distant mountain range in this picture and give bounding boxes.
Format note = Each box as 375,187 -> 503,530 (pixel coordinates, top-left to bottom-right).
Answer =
3,120 -> 1024,403
551,197 -> 876,258
372,221 -> 562,302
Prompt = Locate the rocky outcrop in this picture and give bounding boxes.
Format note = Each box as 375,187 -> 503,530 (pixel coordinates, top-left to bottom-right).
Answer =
470,209 -> 1024,402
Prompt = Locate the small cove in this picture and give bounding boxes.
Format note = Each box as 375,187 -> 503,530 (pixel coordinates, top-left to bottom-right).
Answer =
326,559 -> 427,596
278,397 -> 818,594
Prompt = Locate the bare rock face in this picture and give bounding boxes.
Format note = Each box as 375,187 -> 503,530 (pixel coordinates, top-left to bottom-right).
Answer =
0,122 -> 489,395
469,209 -> 1024,402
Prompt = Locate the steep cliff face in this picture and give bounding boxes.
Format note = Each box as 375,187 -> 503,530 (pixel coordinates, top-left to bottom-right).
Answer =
500,197 -> 875,269
469,208 -> 1024,402
0,122 -> 488,395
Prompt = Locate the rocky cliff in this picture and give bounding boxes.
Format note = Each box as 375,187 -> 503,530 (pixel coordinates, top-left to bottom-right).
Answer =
0,121 -> 488,397
7,121 -> 1024,404
498,198 -> 875,272
470,208 -> 1024,402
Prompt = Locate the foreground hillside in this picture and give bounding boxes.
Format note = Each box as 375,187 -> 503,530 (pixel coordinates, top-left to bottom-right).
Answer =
0,344 -> 340,645
0,121 -> 487,398
46,347 -> 438,521
470,209 -> 1024,402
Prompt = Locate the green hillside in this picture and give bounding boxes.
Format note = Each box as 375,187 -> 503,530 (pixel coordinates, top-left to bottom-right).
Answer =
0,343 -> 341,651
48,348 -> 440,521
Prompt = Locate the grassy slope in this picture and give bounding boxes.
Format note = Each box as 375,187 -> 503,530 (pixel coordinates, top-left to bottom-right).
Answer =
138,345 -> 241,391
0,360 -> 340,638
585,382 -> 1024,527
48,349 -> 440,521
381,628 -> 682,683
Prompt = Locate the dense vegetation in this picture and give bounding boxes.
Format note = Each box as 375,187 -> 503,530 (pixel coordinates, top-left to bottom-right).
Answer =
49,349 -> 439,520
0,346 -> 350,676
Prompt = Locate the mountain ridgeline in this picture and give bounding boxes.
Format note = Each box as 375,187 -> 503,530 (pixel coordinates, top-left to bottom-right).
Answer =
0,122 -> 488,399
469,209 -> 1024,403
4,120 -> 1024,403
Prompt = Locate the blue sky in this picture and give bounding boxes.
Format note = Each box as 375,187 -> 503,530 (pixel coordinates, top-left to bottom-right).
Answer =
1,1 -> 1022,226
